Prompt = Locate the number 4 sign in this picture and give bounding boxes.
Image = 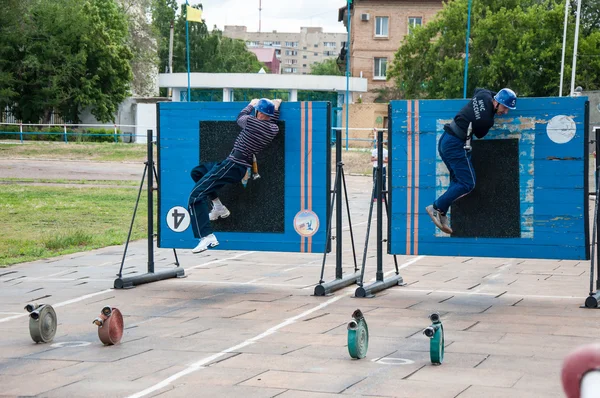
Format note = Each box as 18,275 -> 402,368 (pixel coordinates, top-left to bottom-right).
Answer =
166,206 -> 190,232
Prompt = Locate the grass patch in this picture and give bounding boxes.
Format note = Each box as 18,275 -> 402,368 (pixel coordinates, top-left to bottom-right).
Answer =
0,185 -> 153,267
43,230 -> 94,250
0,141 -> 152,162
0,142 -> 375,267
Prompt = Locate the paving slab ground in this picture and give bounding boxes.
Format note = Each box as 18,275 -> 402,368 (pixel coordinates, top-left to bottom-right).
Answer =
1,175 -> 598,398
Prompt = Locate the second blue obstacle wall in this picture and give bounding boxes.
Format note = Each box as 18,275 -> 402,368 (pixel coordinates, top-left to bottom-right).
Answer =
389,96 -> 589,260
157,101 -> 330,253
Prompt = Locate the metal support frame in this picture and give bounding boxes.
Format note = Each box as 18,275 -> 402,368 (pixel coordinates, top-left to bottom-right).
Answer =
314,129 -> 360,296
114,129 -> 184,289
585,120 -> 600,308
355,130 -> 403,298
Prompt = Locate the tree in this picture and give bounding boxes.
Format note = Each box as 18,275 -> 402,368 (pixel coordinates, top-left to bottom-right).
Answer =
310,58 -> 344,76
0,0 -> 25,111
387,0 -> 600,99
151,0 -> 179,74
2,0 -> 133,123
152,2 -> 264,75
72,0 -> 134,122
121,0 -> 159,96
571,0 -> 600,36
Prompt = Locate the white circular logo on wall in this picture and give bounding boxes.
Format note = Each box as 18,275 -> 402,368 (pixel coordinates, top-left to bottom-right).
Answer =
547,115 -> 576,144
166,206 -> 190,232
294,210 -> 319,237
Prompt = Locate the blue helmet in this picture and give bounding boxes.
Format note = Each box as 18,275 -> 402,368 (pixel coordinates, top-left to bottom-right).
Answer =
256,98 -> 275,117
494,88 -> 517,110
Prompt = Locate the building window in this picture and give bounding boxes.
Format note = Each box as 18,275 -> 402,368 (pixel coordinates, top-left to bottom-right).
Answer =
314,52 -> 318,56
292,68 -> 298,73
303,55 -> 307,59
324,51 -> 336,56
285,50 -> 298,56
375,16 -> 389,37
246,41 -> 260,47
273,41 -> 281,47
314,44 -> 318,48
408,17 -> 422,34
285,59 -> 298,65
263,41 -> 273,47
303,64 -> 307,67
283,67 -> 292,73
374,57 -> 387,80
285,41 -> 298,47
324,42 -> 336,47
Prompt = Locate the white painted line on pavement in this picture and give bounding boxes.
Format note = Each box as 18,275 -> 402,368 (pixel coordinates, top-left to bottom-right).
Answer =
243,277 -> 267,285
396,288 -> 582,300
303,255 -> 425,290
185,251 -> 255,271
0,289 -> 113,324
127,294 -> 345,398
177,280 -> 309,288
368,255 -> 426,282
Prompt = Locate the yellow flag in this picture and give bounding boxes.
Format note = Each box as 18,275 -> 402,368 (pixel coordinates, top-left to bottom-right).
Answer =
186,5 -> 203,23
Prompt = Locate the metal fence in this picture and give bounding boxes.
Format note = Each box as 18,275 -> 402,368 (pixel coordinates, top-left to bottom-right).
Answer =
0,122 -> 384,151
1,106 -> 67,125
332,127 -> 389,151
0,122 -> 152,144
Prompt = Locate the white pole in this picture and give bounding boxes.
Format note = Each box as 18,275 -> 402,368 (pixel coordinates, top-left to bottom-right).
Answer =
570,0 -> 583,96
559,0 -> 569,97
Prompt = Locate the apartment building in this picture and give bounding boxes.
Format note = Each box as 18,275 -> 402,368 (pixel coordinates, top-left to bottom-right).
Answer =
223,26 -> 347,75
339,0 -> 443,102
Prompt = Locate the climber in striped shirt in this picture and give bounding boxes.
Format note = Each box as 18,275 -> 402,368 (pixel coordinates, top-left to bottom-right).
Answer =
188,98 -> 282,254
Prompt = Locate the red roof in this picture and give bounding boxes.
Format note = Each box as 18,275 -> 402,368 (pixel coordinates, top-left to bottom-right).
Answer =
249,47 -> 276,63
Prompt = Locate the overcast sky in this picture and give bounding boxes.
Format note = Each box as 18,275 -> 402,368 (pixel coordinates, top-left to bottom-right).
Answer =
180,0 -> 347,33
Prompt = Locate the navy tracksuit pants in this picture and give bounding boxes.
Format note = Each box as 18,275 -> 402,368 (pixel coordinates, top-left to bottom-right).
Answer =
188,159 -> 246,238
433,132 -> 476,214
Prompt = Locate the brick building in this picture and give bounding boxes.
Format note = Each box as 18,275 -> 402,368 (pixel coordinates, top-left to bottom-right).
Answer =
339,0 -> 443,102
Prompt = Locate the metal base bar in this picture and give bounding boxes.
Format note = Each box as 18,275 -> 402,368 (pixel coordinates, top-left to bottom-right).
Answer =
584,291 -> 600,308
114,268 -> 185,289
355,274 -> 404,298
314,271 -> 362,296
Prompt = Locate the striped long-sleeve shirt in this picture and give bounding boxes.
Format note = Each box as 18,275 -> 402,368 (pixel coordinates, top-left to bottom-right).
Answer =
228,104 -> 280,167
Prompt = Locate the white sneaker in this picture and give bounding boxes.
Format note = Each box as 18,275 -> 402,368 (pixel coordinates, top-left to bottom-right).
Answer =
192,234 -> 219,253
209,205 -> 230,221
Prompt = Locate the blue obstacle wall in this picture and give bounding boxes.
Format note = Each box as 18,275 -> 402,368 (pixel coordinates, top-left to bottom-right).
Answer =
157,101 -> 330,253
389,97 -> 589,260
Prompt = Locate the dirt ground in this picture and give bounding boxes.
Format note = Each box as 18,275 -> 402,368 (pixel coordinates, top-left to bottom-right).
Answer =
0,159 -> 143,181
0,149 -> 374,183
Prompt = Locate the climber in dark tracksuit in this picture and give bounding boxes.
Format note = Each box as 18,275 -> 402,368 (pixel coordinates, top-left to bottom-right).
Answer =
425,88 -> 517,234
188,98 -> 282,253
